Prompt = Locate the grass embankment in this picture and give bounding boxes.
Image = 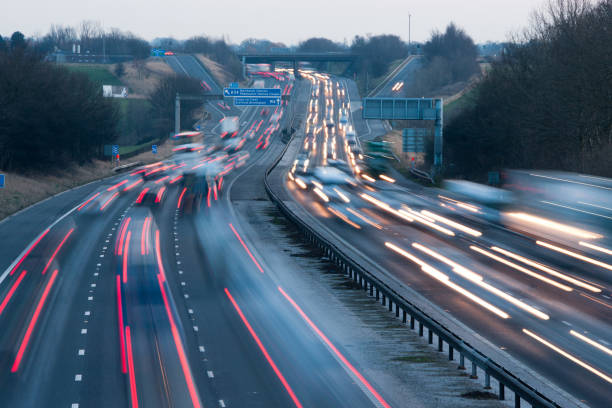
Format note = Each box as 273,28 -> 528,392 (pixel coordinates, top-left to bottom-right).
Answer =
64,63 -> 123,86
0,142 -> 173,221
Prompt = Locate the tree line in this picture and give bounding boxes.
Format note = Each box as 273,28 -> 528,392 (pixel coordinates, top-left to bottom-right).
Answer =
407,23 -> 480,96
31,21 -> 150,58
445,0 -> 612,178
0,37 -> 119,171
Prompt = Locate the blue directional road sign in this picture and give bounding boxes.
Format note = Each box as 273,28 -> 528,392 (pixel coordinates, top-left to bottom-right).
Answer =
229,82 -> 239,88
152,145 -> 158,154
223,88 -> 282,97
112,145 -> 119,155
234,97 -> 281,106
0,174 -> 4,188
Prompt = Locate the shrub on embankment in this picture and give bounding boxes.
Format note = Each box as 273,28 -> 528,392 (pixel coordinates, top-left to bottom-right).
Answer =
0,39 -> 119,171
445,0 -> 612,178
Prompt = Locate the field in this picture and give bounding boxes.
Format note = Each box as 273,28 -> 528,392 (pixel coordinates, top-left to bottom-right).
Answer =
64,63 -> 123,87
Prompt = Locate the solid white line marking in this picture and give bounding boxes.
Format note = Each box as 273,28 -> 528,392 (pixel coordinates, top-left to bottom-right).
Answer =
75,374 -> 82,382
207,371 -> 214,378
78,349 -> 85,356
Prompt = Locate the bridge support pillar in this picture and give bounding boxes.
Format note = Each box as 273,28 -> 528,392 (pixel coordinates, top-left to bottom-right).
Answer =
433,98 -> 443,171
174,93 -> 180,134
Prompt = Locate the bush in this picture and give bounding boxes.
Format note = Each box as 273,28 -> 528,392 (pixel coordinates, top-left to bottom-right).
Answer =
0,47 -> 118,171
445,0 -> 612,177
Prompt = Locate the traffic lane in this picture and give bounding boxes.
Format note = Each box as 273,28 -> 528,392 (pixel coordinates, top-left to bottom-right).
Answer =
187,203 -> 388,408
375,57 -> 422,97
289,182 -> 612,344
286,182 -> 612,406
0,170 -> 129,277
0,189 -> 134,407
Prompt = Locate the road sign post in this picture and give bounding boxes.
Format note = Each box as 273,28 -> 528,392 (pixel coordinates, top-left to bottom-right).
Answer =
112,145 -> 119,166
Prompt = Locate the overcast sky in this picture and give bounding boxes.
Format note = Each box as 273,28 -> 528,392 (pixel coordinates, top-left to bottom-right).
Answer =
3,0 -> 551,44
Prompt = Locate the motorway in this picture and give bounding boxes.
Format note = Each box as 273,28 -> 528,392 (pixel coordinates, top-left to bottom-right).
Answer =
274,71 -> 612,407
0,73 -> 398,407
372,56 -> 422,98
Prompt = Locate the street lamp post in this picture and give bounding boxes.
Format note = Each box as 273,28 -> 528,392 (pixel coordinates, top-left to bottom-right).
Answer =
409,13 -> 412,46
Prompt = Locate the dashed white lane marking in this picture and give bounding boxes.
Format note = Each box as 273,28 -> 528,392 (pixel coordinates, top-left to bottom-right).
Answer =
84,311 -> 90,316
94,272 -> 99,277
96,263 -> 101,267
562,320 -> 572,327
184,294 -> 189,299
78,349 -> 85,356
199,346 -> 205,353
103,246 -> 107,250
90,284 -> 96,288
81,329 -> 87,334
99,255 -> 104,258
178,270 -> 184,275
181,282 -> 186,286
176,261 -> 181,265
193,326 -> 199,332
88,296 -> 93,301
74,374 -> 82,382
188,309 -> 194,314
71,404 -> 79,408
207,370 -> 214,378
219,400 -> 226,407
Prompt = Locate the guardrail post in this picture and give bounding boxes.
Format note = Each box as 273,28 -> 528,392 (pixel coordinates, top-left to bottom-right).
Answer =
458,354 -> 465,370
419,322 -> 424,337
499,383 -> 505,400
438,337 -> 443,352
410,315 -> 415,329
427,328 -> 432,343
471,361 -> 478,379
448,346 -> 453,360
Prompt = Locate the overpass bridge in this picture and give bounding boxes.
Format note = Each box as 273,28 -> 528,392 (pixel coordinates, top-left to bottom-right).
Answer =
237,52 -> 358,76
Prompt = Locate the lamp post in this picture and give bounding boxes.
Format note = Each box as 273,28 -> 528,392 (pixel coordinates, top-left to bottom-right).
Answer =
409,14 -> 412,45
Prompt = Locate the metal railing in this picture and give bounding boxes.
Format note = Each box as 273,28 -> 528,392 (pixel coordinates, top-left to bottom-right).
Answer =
263,135 -> 560,408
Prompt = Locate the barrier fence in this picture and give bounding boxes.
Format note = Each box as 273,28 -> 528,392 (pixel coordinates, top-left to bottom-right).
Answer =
263,133 -> 560,408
